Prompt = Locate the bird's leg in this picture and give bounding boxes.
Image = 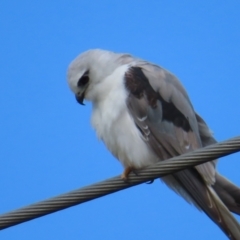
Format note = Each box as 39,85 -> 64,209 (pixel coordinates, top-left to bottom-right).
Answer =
121,166 -> 154,184
121,166 -> 133,180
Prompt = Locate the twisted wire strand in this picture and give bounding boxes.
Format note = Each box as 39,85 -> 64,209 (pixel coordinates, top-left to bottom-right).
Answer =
1,136 -> 240,230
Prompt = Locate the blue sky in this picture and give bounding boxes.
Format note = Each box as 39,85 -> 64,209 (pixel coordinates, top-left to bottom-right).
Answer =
1,1 -> 240,239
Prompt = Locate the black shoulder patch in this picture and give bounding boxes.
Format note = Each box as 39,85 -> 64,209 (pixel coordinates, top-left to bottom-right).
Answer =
125,66 -> 191,131
125,67 -> 158,108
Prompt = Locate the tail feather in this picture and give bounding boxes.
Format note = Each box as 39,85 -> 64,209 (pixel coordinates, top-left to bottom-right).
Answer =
213,173 -> 240,215
194,112 -> 240,238
170,169 -> 240,240
207,187 -> 240,240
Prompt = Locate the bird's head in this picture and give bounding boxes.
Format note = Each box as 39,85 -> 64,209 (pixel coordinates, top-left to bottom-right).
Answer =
67,49 -> 122,105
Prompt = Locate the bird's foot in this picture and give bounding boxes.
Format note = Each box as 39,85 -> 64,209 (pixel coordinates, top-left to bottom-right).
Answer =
121,167 -> 154,184
146,179 -> 154,184
121,167 -> 134,180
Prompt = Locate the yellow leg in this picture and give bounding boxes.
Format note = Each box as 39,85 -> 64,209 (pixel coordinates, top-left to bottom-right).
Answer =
121,166 -> 133,180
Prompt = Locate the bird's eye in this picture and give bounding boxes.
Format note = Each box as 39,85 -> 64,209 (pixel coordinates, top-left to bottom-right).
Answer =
77,70 -> 90,87
77,75 -> 89,87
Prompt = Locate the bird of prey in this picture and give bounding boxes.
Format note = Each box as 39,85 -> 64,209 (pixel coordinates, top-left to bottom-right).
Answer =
67,49 -> 240,239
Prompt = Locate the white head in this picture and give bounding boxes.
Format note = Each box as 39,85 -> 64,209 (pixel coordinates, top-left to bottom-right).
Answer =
67,49 -> 124,105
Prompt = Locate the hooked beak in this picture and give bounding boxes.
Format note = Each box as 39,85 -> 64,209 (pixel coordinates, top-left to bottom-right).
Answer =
75,81 -> 89,106
75,89 -> 86,105
75,94 -> 85,105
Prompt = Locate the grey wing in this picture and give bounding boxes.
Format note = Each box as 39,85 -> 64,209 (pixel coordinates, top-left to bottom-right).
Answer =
125,63 -> 215,184
124,64 -> 240,238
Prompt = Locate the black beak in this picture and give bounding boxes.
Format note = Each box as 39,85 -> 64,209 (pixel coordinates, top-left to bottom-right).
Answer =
75,93 -> 85,105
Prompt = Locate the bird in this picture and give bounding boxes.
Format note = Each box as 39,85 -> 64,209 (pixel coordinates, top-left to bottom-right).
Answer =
67,49 -> 240,239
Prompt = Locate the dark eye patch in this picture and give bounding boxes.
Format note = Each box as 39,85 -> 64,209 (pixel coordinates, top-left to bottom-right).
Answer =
77,75 -> 89,87
77,70 -> 89,87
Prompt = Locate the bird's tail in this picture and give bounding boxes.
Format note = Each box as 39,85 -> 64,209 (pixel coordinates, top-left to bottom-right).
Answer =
213,173 -> 240,215
206,185 -> 240,240
193,112 -> 240,238
172,169 -> 240,240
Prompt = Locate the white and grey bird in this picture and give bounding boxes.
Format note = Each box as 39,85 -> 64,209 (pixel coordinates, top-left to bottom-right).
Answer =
67,49 -> 240,239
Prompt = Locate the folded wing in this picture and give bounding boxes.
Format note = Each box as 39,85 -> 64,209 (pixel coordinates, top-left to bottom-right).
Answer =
124,64 -> 240,239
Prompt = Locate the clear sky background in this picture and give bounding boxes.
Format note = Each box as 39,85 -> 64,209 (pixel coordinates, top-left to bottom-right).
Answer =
1,1 -> 240,240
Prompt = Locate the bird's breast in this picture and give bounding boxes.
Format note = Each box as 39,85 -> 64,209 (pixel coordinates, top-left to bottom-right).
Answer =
90,74 -> 158,169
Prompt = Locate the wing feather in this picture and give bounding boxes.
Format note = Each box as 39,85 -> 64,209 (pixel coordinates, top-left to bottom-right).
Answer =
125,65 -> 215,183
124,64 -> 240,239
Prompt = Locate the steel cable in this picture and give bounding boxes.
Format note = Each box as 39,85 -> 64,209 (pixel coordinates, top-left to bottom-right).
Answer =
0,136 -> 240,230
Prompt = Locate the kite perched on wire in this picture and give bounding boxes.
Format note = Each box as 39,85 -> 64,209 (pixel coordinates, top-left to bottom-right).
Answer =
67,49 -> 240,239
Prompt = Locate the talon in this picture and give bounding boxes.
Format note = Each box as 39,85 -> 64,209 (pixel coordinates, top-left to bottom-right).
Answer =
132,169 -> 139,176
121,167 -> 133,180
146,179 -> 154,184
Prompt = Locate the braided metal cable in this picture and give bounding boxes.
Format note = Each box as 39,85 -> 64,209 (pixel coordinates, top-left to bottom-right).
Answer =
1,136 -> 240,230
